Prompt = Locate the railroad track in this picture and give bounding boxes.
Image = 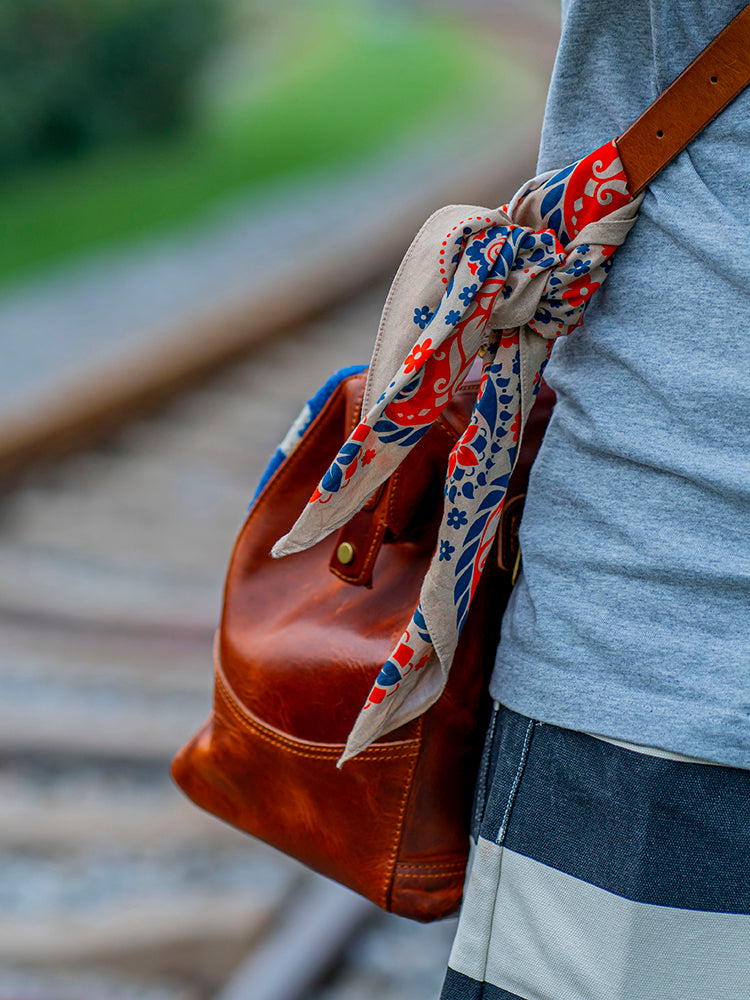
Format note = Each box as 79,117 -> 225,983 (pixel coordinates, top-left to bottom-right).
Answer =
0,284 -> 461,1000
0,7 -> 558,994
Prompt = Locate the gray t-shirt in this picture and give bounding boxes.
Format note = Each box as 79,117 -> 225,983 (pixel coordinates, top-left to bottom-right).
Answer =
490,0 -> 750,769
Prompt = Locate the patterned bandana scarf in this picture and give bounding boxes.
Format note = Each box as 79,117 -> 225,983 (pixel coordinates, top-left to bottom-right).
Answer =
272,139 -> 643,765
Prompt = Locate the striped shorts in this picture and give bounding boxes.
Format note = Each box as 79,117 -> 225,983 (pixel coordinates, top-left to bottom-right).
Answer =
441,705 -> 750,1000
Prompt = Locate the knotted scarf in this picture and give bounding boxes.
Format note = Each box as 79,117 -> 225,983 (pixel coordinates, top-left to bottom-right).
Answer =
272,139 -> 643,764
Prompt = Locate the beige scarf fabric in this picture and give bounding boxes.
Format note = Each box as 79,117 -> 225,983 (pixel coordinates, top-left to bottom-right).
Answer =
273,139 -> 642,764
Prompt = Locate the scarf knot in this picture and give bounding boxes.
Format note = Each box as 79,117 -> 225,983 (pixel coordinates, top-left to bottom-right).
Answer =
272,139 -> 642,764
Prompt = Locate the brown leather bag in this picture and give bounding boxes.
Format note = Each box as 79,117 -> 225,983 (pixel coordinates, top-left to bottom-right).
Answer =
171,10 -> 750,920
171,369 -> 553,921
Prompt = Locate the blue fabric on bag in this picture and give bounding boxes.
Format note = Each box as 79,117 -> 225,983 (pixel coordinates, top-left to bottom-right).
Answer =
250,365 -> 366,507
490,0 -> 750,770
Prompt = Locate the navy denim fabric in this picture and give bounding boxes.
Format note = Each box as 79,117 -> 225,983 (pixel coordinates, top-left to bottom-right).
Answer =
474,706 -> 750,913
442,969 -> 524,1000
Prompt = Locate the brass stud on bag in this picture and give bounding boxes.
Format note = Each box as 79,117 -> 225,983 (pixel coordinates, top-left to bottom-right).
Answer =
336,542 -> 356,565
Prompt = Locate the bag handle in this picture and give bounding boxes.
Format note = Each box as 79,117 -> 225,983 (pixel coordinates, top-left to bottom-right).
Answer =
618,3 -> 750,195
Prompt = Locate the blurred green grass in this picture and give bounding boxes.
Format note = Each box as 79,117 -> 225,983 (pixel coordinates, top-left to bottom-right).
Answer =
0,2 -> 509,287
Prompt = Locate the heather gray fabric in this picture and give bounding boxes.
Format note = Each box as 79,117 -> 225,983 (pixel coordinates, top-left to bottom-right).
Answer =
490,0 -> 750,769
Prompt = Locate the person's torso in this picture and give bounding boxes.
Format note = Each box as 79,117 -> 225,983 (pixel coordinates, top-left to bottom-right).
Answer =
490,0 -> 750,769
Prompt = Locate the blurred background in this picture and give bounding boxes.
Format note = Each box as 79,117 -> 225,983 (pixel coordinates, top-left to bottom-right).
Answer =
0,1 -> 558,998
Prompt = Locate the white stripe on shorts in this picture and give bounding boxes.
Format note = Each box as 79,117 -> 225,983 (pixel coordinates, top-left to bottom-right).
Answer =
449,842 -> 750,1000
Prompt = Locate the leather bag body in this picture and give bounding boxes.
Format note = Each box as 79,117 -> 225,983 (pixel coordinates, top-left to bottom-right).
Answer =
171,369 -> 552,921
170,10 -> 750,921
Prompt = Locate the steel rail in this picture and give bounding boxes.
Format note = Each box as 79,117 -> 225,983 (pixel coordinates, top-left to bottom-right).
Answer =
0,123 -> 544,486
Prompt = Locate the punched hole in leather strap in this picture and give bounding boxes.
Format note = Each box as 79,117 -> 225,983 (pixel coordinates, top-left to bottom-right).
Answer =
617,2 -> 750,195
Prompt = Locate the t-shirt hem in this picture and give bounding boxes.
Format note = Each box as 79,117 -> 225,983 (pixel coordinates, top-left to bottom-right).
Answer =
489,652 -> 750,772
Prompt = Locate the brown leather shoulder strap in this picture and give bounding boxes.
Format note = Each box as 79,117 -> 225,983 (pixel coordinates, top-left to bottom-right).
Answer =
617,3 -> 750,195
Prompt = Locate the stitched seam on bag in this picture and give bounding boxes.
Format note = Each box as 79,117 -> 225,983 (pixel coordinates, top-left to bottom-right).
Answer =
219,697 -> 418,762
215,669 -> 419,759
327,562 -> 356,585
361,515 -> 388,580
395,863 -> 466,873
435,416 -> 460,443
217,690 -> 339,759
385,467 -> 400,530
395,869 -> 465,880
395,870 -> 466,877
327,560 -> 370,586
385,714 -> 423,911
497,719 -> 535,846
395,859 -> 466,869
349,380 -> 365,434
219,697 -> 419,762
